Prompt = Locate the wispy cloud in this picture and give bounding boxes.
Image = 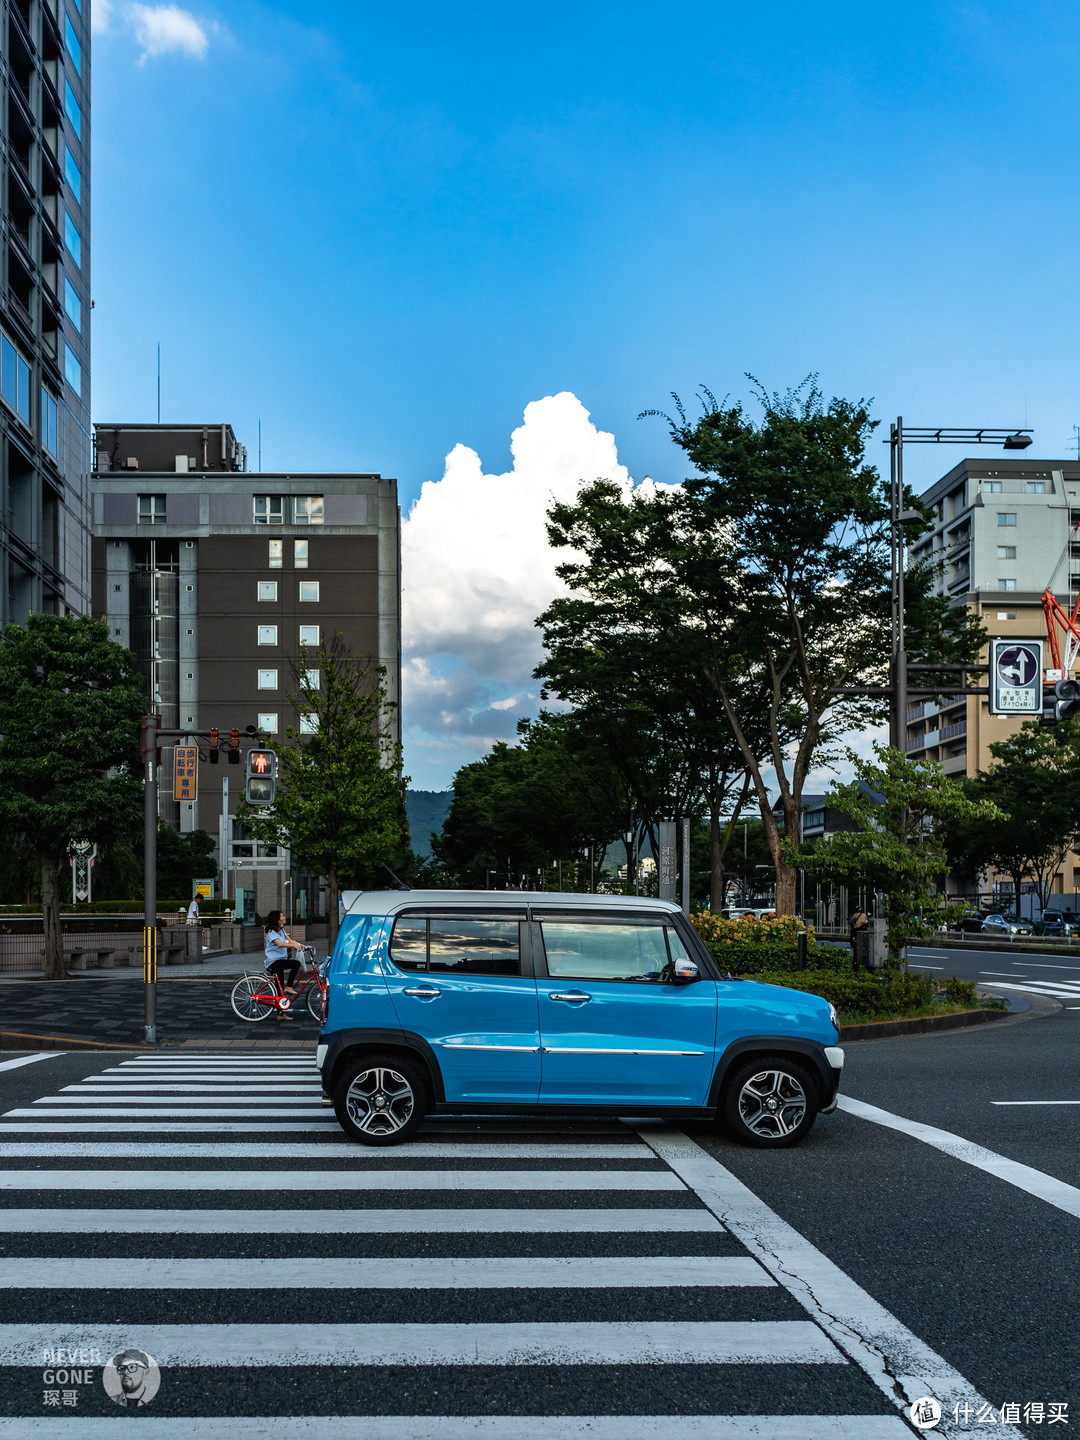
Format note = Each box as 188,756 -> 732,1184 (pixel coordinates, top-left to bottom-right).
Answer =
127,4 -> 211,62
92,0 -> 116,32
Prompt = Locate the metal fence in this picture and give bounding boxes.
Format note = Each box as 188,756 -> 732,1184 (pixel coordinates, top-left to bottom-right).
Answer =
0,922 -> 199,975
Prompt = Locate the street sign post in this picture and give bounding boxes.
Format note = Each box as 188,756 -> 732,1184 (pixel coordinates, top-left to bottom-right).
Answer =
173,745 -> 198,803
990,640 -> 1043,716
658,821 -> 677,902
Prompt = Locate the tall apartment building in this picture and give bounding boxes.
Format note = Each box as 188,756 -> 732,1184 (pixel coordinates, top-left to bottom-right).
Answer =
90,422 -> 402,914
1,0 -> 91,624
907,456 -> 1080,899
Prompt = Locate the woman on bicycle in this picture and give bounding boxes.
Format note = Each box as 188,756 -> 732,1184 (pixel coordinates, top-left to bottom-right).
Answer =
264,911 -> 306,1021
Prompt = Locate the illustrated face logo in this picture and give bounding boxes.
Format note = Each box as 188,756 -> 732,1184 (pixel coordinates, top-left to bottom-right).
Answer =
102,1350 -> 161,1408
996,645 -> 1037,688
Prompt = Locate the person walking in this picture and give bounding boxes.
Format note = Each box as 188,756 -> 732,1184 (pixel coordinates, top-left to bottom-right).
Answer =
264,909 -> 305,1022
849,907 -> 870,967
186,896 -> 200,926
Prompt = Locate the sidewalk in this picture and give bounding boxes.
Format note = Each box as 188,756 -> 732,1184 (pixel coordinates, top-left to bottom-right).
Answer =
0,963 -> 326,1049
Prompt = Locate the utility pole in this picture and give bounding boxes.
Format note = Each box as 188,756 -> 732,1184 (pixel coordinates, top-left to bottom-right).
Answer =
142,714 -> 160,1044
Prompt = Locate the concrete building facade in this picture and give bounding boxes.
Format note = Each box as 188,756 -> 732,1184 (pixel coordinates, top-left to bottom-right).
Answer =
1,0 -> 92,625
90,422 -> 402,915
908,456 -> 1080,901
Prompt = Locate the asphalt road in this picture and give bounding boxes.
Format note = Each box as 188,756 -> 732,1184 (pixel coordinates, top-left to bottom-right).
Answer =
0,1005 -> 1075,1437
908,942 -> 1080,1019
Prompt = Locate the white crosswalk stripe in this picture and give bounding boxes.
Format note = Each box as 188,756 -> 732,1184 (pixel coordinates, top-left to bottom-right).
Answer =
0,1052 -> 984,1434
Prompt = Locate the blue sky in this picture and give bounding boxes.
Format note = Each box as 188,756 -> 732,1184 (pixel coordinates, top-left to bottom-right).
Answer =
91,1 -> 1080,787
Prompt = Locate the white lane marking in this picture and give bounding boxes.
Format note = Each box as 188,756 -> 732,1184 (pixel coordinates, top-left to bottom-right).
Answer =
0,1418 -> 913,1440
839,1096 -> 1080,1220
0,1168 -> 681,1192
637,1125 -> 994,1436
0,1054 -> 61,1073
1010,962 -> 1080,971
0,1122 -> 340,1132
117,1058 -> 315,1066
979,970 -> 1031,978
992,1101 -> 1080,1106
41,1092 -> 321,1102
0,1141 -> 652,1159
909,964 -> 943,970
973,980 -> 1080,998
0,1320 -> 842,1365
0,1255 -> 771,1289
10,1207 -> 720,1234
5,1108 -> 325,1118
62,1083 -> 324,1092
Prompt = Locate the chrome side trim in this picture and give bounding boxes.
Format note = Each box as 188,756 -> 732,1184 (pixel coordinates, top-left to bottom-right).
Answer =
440,1043 -> 541,1052
542,1047 -> 707,1056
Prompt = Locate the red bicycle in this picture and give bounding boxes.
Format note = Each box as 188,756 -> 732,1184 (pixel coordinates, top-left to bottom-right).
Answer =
230,946 -> 327,1023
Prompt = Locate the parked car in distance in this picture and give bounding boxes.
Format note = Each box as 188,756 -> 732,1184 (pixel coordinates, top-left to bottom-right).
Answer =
317,891 -> 843,1150
980,913 -> 1032,937
1034,910 -> 1080,937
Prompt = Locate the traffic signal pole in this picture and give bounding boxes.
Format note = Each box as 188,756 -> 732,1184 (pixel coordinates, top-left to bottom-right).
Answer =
142,714 -> 160,1044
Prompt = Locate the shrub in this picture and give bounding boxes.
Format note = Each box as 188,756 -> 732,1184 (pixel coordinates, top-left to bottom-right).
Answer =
750,968 -> 935,1018
691,911 -> 851,974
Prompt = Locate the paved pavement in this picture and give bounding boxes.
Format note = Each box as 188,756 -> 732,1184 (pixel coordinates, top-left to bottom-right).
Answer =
0,1013 -> 1077,1435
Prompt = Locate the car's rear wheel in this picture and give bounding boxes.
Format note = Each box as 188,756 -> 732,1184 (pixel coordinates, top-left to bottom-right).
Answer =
333,1053 -> 427,1146
720,1056 -> 820,1148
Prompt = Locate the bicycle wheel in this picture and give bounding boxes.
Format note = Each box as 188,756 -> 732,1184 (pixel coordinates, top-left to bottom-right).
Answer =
231,974 -> 277,1023
306,981 -> 326,1024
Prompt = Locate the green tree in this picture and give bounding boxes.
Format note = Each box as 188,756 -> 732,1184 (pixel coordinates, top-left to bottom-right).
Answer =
0,615 -> 144,977
240,634 -> 408,945
155,824 -> 218,904
794,743 -> 1003,961
946,720 -> 1080,908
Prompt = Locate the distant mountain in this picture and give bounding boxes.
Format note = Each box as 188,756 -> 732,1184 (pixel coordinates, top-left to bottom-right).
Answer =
406,789 -> 453,858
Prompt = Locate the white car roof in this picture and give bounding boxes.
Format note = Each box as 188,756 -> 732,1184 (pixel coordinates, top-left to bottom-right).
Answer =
341,889 -> 684,919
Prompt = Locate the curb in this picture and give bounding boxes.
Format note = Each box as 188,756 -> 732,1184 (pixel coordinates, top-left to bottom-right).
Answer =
0,1030 -> 319,1052
840,1006 -> 1008,1042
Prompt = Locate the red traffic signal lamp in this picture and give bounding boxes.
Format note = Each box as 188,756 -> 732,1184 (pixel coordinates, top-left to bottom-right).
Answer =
209,728 -> 219,764
229,728 -> 241,764
245,747 -> 277,805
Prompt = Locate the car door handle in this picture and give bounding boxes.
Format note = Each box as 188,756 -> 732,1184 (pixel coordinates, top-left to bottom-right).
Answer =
550,991 -> 591,1003
403,987 -> 440,998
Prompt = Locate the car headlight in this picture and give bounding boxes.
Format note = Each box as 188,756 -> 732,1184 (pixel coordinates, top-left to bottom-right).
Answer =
828,1002 -> 840,1033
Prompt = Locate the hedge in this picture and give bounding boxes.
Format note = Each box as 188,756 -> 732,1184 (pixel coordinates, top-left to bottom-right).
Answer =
691,912 -> 851,974
748,969 -> 997,1020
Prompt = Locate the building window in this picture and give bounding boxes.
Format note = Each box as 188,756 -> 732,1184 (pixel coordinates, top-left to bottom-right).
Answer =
997,513 -> 1017,527
63,276 -> 81,332
63,344 -> 82,397
268,539 -> 283,568
64,80 -> 81,139
299,625 -> 320,647
64,214 -> 82,270
257,581 -> 278,601
302,668 -> 320,689
138,495 -> 166,525
64,15 -> 82,74
997,546 -> 1016,560
998,578 -> 1017,591
293,496 -> 324,525
299,713 -> 319,734
1025,481 -> 1047,494
41,387 -> 58,458
1,333 -> 31,427
294,539 -> 309,568
64,146 -> 81,205
299,580 -> 320,602
983,481 -> 1003,493
258,669 -> 278,690
257,713 -> 279,734
253,495 -> 284,524
257,625 -> 278,645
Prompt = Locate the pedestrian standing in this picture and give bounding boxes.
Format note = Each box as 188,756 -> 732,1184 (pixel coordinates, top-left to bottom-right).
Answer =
849,907 -> 869,966
186,896 -> 200,926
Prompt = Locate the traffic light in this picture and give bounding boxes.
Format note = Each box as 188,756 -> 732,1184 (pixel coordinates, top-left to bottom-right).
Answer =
229,728 -> 241,764
209,728 -> 219,764
245,747 -> 277,805
1055,678 -> 1080,723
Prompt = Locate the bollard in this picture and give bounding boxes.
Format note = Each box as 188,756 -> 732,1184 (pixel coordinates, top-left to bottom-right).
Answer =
797,930 -> 807,971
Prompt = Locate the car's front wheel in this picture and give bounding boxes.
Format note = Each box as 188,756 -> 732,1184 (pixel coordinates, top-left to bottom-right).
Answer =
720,1056 -> 820,1148
333,1053 -> 427,1146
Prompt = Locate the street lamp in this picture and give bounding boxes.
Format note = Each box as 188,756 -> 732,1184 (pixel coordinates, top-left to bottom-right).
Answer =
887,419 -> 1034,749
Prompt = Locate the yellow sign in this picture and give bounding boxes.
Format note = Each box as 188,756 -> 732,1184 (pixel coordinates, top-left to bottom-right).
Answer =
173,745 -> 198,803
194,880 -> 214,900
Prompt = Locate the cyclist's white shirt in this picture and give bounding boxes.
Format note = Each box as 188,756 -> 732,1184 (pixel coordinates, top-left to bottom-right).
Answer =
264,929 -> 289,968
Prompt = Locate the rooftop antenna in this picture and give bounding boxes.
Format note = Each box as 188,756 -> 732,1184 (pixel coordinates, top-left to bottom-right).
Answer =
258,419 -> 262,473
156,343 -> 161,423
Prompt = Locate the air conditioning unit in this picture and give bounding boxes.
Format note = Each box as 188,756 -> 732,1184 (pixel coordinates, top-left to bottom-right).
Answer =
125,457 -> 139,469
175,455 -> 189,473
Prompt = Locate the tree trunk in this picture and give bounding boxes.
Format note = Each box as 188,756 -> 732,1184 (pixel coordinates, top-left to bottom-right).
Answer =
328,866 -> 340,949
39,847 -> 65,980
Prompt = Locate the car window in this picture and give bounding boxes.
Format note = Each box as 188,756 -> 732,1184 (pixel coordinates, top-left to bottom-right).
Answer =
388,916 -> 427,971
429,918 -> 521,976
540,920 -> 679,983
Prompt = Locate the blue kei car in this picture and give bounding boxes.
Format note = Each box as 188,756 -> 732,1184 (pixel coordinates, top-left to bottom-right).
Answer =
316,891 -> 844,1149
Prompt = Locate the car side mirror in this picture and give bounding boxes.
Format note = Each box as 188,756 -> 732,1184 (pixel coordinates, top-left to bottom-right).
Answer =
673,959 -> 698,984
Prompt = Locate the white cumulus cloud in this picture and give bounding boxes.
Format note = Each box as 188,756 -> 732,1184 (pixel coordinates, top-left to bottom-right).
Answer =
401,392 -> 645,785
126,4 -> 211,62
92,0 -> 116,33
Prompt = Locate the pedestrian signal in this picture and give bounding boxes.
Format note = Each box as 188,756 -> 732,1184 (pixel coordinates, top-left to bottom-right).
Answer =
245,748 -> 277,805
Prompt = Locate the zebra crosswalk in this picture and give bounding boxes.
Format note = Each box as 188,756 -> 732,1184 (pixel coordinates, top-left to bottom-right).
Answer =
980,974 -> 1080,1002
0,1052 -> 982,1434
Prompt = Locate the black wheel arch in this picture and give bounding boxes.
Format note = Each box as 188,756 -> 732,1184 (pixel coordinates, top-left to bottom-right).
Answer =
323,1027 -> 444,1105
709,1036 -> 835,1110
